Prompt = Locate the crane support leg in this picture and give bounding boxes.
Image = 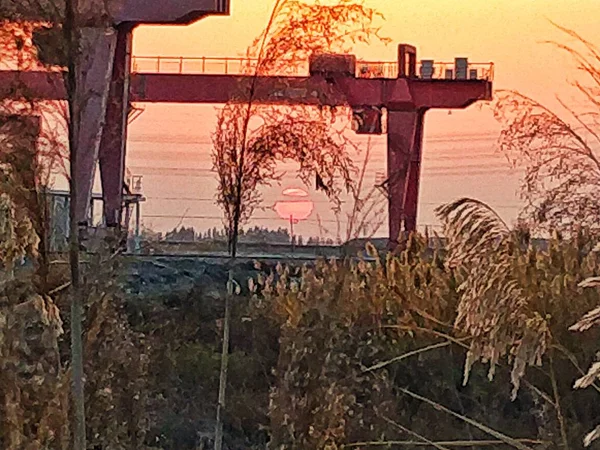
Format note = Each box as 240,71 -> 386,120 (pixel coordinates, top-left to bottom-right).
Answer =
403,109 -> 425,233
74,28 -> 117,225
99,25 -> 133,228
387,109 -> 425,247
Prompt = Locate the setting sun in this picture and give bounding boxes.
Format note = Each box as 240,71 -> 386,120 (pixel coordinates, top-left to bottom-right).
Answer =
275,187 -> 314,221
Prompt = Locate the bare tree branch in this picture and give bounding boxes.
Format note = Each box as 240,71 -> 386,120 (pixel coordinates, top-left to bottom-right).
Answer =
212,0 -> 388,255
494,25 -> 600,234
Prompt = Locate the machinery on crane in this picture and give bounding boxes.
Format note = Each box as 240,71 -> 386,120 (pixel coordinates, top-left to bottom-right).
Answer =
0,1 -> 492,248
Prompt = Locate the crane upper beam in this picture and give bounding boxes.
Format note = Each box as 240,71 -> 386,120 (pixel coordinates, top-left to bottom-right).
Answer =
0,70 -> 492,111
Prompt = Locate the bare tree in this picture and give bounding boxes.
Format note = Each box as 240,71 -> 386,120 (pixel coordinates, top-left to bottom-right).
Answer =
341,138 -> 387,242
494,23 -> 600,234
212,0 -> 389,257
212,2 -> 388,448
0,12 -> 69,289
309,139 -> 388,245
2,2 -> 90,445
213,105 -> 358,255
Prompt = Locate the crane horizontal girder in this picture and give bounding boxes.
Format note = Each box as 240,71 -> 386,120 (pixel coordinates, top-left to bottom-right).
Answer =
0,71 -> 491,110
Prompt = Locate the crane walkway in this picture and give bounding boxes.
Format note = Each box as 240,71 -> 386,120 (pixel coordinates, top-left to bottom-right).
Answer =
131,55 -> 494,80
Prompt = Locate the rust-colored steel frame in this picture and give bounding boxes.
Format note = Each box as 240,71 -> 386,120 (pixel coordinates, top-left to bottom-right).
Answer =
0,41 -> 492,245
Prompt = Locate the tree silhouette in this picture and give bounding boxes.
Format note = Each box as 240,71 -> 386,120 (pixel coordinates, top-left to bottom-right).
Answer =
1,1 -> 119,446
212,0 -> 389,257
494,23 -> 600,234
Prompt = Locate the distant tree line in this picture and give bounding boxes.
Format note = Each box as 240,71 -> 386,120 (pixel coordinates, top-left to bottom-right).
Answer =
158,225 -> 338,246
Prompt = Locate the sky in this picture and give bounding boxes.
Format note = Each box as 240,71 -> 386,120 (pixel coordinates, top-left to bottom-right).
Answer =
132,0 -> 600,107
123,0 -> 600,235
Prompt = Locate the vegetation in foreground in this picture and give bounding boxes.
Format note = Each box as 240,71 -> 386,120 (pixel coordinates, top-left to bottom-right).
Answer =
1,1 -> 600,449
3,219 -> 600,448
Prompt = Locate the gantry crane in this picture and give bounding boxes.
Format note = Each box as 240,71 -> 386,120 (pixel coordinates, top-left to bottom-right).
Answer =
0,1 -> 492,247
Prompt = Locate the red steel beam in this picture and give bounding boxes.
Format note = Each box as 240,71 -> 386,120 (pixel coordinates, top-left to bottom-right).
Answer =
0,70 -> 491,110
98,25 -> 134,228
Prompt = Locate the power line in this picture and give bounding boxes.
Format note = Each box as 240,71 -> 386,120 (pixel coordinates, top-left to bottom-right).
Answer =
144,196 -> 346,204
128,164 -> 521,179
143,214 -> 394,226
128,170 -> 520,183
141,211 -> 519,224
142,195 -> 523,210
143,214 -> 346,224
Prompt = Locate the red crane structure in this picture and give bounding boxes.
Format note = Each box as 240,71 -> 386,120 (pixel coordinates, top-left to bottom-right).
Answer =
0,1 -> 493,247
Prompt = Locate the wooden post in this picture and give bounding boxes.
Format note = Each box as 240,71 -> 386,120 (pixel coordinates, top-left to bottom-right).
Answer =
134,200 -> 141,253
214,270 -> 233,450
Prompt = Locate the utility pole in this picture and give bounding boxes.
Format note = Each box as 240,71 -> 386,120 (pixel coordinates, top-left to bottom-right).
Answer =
289,214 -> 296,254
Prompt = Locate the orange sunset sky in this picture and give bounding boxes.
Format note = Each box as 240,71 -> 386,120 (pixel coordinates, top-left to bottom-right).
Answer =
113,1 -> 600,234
133,0 -> 600,109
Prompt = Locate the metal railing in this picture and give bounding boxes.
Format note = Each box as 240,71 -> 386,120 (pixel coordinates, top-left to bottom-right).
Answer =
131,56 -> 308,76
131,56 -> 494,81
132,55 -> 396,78
355,61 -> 399,79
